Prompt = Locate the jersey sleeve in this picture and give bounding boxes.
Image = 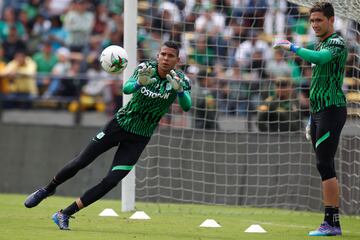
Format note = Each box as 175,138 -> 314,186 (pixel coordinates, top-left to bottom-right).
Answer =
325,38 -> 346,59
296,36 -> 346,65
296,48 -> 332,65
176,71 -> 192,111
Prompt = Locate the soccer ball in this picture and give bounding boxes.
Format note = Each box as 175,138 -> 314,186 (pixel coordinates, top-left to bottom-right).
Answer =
99,45 -> 128,74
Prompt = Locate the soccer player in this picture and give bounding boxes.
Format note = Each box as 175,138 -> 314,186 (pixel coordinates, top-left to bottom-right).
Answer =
273,2 -> 347,236
24,41 -> 192,230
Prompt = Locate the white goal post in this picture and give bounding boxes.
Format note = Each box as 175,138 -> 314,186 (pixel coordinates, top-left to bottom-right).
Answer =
121,0 -> 137,212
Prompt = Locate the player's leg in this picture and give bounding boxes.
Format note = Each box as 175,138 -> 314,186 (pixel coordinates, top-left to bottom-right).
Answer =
24,118 -> 120,208
53,132 -> 150,230
309,107 -> 346,236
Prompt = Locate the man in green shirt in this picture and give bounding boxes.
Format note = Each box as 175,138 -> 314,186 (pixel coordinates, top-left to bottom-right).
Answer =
274,2 -> 347,236
24,41 -> 192,230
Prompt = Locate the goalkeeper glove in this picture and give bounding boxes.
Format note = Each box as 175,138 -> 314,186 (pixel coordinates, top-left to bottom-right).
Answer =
166,70 -> 184,93
137,63 -> 156,86
305,116 -> 311,141
273,40 -> 300,53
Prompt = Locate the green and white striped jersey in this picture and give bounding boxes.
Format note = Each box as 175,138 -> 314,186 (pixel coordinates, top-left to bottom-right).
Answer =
115,60 -> 191,137
310,33 -> 347,112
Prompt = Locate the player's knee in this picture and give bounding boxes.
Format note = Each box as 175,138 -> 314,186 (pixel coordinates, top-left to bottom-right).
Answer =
316,161 -> 336,181
102,171 -> 129,188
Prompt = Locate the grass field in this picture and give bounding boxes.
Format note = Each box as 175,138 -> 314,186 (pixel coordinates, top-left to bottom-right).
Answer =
0,194 -> 359,240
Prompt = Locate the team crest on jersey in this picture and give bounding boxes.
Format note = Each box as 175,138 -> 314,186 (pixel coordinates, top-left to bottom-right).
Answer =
96,131 -> 105,139
166,83 -> 172,91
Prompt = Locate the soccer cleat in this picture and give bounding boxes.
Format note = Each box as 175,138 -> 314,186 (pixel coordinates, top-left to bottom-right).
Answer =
309,221 -> 342,236
24,188 -> 55,208
52,210 -> 73,230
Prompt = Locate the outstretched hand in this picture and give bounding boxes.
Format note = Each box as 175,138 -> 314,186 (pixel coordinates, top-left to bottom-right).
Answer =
166,70 -> 183,92
273,40 -> 299,53
137,63 -> 156,86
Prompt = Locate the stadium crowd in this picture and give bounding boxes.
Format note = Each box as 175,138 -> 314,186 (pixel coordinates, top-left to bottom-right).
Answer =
0,0 -> 358,128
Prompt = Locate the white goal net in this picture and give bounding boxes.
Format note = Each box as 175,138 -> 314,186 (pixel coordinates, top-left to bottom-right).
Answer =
134,0 -> 360,214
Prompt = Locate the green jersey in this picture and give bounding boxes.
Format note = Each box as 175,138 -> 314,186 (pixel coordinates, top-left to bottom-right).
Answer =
115,61 -> 191,137
309,33 -> 347,112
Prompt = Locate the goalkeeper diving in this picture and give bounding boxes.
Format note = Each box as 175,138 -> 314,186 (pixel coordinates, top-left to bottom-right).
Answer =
24,41 -> 191,230
274,1 -> 347,237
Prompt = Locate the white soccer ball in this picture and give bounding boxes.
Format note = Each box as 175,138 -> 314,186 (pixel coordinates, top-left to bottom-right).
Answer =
99,45 -> 128,74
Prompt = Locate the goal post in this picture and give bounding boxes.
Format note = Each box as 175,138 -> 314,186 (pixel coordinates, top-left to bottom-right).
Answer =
121,0 -> 137,212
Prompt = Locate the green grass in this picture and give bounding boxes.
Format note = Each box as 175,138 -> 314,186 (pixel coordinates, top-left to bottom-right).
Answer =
0,194 -> 359,240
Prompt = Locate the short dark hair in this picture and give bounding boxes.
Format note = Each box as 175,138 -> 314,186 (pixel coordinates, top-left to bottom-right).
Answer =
310,2 -> 334,18
163,41 -> 180,56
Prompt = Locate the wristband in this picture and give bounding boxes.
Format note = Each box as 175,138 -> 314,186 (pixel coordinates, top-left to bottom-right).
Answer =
177,91 -> 185,97
290,44 -> 300,53
134,81 -> 142,90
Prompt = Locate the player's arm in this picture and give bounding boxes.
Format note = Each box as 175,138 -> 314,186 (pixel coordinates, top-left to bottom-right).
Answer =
123,63 -> 156,94
177,91 -> 191,112
123,75 -> 138,94
166,70 -> 192,112
273,40 -> 332,65
296,48 -> 332,65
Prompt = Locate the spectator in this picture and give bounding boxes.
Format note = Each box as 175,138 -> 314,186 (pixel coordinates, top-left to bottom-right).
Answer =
257,77 -> 301,132
159,1 -> 181,25
2,26 -> 26,62
101,0 -> 123,15
91,3 -> 109,37
0,45 -> 9,95
222,62 -> 253,116
194,3 -> 225,35
1,50 -> 37,108
63,0 -> 94,53
55,60 -> 86,98
184,0 -> 204,32
101,14 -> 124,48
193,70 -> 218,130
234,30 -> 271,71
32,41 -> 58,95
29,13 -> 52,50
46,15 -> 68,52
265,49 -> 292,79
223,18 -> 247,67
139,29 -> 162,60
0,7 -> 27,41
47,0 -> 72,17
77,60 -> 114,113
21,0 -> 42,23
264,0 -> 287,36
286,1 -> 299,27
189,35 -> 216,67
242,0 -> 268,31
44,47 -> 72,98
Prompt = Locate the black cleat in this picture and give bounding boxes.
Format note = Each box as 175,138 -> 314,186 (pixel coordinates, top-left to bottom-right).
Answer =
24,188 -> 55,208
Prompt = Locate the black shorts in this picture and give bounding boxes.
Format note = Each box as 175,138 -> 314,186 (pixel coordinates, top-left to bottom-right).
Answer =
54,118 -> 151,185
96,117 -> 151,168
310,106 -> 346,180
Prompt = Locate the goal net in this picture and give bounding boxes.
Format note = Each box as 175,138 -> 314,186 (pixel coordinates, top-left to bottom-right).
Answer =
134,0 -> 360,214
